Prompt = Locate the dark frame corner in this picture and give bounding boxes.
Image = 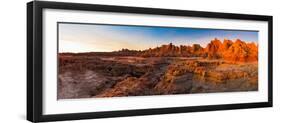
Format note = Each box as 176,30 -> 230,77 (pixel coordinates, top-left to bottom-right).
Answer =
27,1 -> 273,122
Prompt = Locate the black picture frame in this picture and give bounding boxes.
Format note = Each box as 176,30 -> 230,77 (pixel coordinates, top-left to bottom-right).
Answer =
27,1 -> 273,122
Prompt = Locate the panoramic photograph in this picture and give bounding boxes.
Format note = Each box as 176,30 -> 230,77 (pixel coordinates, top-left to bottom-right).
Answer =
58,23 -> 259,99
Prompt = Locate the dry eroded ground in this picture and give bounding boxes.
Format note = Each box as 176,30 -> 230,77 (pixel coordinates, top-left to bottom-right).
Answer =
58,56 -> 258,99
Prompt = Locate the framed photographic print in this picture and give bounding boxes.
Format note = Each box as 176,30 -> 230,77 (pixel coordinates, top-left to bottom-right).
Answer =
27,1 -> 273,122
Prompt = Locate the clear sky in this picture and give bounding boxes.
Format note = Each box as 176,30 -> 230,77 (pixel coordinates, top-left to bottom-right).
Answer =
59,23 -> 258,53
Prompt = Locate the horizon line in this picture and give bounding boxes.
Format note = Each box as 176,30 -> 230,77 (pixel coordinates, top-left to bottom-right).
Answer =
58,38 -> 258,53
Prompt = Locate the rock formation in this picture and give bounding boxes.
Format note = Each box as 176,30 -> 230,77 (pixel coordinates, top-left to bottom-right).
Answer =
58,38 -> 259,99
139,38 -> 258,62
222,39 -> 258,62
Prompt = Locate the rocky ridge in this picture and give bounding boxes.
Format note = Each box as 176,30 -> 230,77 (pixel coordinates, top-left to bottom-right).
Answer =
140,38 -> 258,62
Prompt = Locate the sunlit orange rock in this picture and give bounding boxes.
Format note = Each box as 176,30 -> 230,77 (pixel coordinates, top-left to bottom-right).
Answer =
205,38 -> 223,59
136,38 -> 258,62
222,39 -> 258,62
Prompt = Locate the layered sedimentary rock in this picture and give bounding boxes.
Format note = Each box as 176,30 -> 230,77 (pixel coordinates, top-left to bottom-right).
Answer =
222,39 -> 258,62
140,38 -> 258,62
141,43 -> 205,57
58,38 -> 259,99
61,39 -> 258,62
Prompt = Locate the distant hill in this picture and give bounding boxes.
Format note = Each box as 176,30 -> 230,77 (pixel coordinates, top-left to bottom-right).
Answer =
60,38 -> 258,62
139,38 -> 258,62
140,43 -> 205,57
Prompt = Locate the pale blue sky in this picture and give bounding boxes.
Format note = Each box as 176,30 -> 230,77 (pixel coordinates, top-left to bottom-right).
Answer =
59,23 -> 258,53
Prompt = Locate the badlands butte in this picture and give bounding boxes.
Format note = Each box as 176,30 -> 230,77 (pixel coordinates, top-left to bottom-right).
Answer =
58,38 -> 258,99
